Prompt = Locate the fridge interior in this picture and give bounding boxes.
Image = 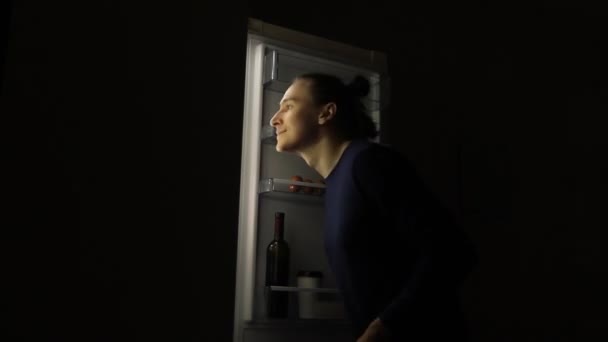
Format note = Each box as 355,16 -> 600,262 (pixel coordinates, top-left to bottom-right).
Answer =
234,20 -> 388,342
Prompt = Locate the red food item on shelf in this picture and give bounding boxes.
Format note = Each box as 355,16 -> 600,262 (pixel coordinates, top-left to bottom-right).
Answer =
314,179 -> 326,195
289,175 -> 303,192
302,179 -> 314,194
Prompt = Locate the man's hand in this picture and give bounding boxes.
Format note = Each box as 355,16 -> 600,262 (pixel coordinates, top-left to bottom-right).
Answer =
356,318 -> 390,342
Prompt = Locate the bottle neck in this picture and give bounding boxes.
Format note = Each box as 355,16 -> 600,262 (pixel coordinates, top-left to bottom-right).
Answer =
274,215 -> 284,240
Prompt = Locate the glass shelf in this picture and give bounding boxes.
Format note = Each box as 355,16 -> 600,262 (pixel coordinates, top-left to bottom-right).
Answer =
268,286 -> 338,294
243,318 -> 352,328
259,178 -> 325,203
264,285 -> 345,320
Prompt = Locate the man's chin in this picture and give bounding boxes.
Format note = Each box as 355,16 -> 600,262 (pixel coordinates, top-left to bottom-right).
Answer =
275,141 -> 290,153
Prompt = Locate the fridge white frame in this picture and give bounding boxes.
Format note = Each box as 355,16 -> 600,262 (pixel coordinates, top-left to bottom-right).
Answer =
234,18 -> 389,342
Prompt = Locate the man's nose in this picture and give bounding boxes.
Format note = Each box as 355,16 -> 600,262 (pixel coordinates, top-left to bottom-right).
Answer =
269,111 -> 280,127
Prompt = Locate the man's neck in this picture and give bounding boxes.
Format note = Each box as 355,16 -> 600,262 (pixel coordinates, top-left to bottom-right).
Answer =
298,136 -> 352,179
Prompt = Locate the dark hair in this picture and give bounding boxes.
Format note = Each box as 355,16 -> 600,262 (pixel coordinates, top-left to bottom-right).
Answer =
294,73 -> 377,139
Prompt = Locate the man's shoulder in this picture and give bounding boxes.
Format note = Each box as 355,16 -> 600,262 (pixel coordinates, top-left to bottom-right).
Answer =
352,141 -> 408,168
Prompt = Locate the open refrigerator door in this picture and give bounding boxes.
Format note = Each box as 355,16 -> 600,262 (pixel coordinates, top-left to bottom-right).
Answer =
234,18 -> 389,342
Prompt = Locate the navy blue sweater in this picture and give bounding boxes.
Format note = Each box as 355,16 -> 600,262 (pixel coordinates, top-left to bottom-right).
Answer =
323,139 -> 476,340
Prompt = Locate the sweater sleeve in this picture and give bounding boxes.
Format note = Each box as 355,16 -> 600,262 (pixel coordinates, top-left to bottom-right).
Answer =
351,147 -> 477,334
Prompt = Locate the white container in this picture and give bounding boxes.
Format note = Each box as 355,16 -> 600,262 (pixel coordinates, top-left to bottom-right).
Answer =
296,271 -> 323,319
296,271 -> 345,319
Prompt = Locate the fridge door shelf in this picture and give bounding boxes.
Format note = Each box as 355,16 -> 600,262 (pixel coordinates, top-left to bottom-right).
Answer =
259,178 -> 325,202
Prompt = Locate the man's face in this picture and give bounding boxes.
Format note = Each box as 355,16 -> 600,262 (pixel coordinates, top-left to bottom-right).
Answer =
269,80 -> 320,152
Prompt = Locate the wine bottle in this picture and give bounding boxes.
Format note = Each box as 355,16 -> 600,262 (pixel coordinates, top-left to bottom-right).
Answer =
265,212 -> 290,318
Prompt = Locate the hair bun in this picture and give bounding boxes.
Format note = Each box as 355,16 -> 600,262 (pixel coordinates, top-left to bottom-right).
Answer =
346,75 -> 370,98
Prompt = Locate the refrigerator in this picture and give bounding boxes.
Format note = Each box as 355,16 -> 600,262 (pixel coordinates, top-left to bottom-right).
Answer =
233,18 -> 390,342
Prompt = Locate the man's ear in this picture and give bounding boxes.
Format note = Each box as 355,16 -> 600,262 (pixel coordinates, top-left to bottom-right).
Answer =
318,102 -> 337,125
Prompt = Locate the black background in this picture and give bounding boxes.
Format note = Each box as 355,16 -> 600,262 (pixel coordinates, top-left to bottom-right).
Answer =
2,0 -> 606,341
